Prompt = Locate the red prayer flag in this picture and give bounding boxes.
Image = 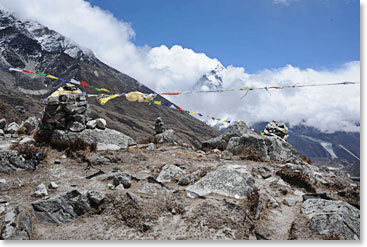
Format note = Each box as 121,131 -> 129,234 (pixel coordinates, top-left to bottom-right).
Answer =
177,108 -> 184,112
22,69 -> 34,74
81,80 -> 90,87
211,117 -> 215,120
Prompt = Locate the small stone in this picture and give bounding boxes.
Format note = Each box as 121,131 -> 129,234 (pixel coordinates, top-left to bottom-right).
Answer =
115,184 -> 125,191
61,154 -> 67,159
0,129 -> 4,136
261,172 -> 272,179
11,133 -> 18,138
0,118 -> 6,130
19,136 -> 35,145
240,156 -> 247,160
0,179 -> 6,184
96,118 -> 107,129
283,198 -> 296,206
0,199 -> 7,204
86,120 -> 97,129
87,191 -> 105,207
235,194 -> 240,199
146,143 -> 155,150
54,160 -> 61,164
108,183 -> 114,190
221,150 -> 232,160
33,183 -> 48,197
70,184 -> 77,187
48,182 -> 58,189
0,206 -> 5,215
6,122 -> 20,134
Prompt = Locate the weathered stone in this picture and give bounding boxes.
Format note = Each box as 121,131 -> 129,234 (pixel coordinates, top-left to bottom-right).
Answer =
0,118 -> 6,130
87,190 -> 105,207
48,182 -> 58,189
0,178 -> 6,184
146,143 -> 156,150
0,129 -> 4,136
157,164 -> 185,183
1,206 -> 32,240
50,128 -> 136,150
178,170 -> 201,186
21,117 -> 39,134
112,172 -> 132,189
67,121 -> 85,132
282,198 -> 296,206
86,120 -> 97,129
155,129 -> 178,145
96,118 -> 107,129
301,199 -> 360,240
0,150 -> 38,171
186,164 -> 255,198
32,183 -> 48,197
221,150 -> 232,160
31,190 -> 91,224
6,122 -> 20,134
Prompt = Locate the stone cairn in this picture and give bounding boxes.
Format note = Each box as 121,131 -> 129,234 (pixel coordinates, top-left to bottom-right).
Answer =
39,83 -> 106,136
154,117 -> 166,135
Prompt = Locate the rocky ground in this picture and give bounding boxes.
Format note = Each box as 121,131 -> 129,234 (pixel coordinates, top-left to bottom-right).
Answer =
0,119 -> 360,240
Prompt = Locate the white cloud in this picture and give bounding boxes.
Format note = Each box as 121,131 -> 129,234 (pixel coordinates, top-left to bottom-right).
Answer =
0,0 -> 360,132
273,0 -> 299,6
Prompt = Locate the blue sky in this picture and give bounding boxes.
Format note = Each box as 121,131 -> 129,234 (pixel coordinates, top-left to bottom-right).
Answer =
87,0 -> 359,73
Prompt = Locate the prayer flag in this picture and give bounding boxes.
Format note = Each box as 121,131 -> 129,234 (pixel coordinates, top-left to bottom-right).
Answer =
0,65 -> 9,69
198,113 -> 203,117
36,72 -> 46,77
162,102 -> 169,106
58,77 -> 67,82
46,75 -> 58,80
184,110 -> 190,113
154,101 -> 162,105
9,68 -> 22,72
170,104 -> 176,109
177,108 -> 184,112
91,85 -> 101,91
211,117 -> 215,120
98,94 -> 121,105
100,88 -> 110,93
70,79 -> 81,85
22,69 -> 34,74
81,80 -> 90,87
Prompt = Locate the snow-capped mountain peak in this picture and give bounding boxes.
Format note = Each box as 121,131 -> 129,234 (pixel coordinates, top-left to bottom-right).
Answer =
193,64 -> 226,91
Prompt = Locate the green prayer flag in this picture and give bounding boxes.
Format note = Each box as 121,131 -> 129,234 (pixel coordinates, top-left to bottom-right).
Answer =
91,85 -> 101,92
36,72 -> 46,77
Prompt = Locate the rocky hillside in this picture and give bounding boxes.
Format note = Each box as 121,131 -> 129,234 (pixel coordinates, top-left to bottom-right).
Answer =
0,9 -> 219,148
0,118 -> 360,240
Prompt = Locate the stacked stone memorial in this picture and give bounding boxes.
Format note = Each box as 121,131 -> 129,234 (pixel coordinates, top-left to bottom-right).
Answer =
40,83 -> 91,133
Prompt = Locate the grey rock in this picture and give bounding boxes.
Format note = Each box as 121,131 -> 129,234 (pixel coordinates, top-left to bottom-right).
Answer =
301,198 -> 360,240
112,172 -> 132,189
54,160 -> 61,164
21,117 -> 39,134
67,121 -> 85,132
31,190 -> 91,224
6,122 -> 20,134
221,150 -> 232,160
1,206 -> 32,240
178,170 -> 202,186
33,183 -> 48,197
0,129 -> 4,136
146,143 -> 156,150
96,118 -> 107,129
155,129 -> 178,145
186,164 -> 255,198
157,164 -> 185,183
0,206 -> 5,215
282,198 -> 296,206
87,190 -> 105,207
86,120 -> 97,129
15,105 -> 25,114
48,182 -> 58,189
11,133 -> 18,138
0,149 -> 38,171
0,118 -> 6,130
50,128 -> 136,150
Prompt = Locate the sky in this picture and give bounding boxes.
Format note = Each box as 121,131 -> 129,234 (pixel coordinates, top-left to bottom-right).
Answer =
0,0 -> 361,132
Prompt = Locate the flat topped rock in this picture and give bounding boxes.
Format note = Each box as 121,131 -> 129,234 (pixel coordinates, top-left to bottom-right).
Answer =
301,198 -> 360,240
186,164 -> 255,199
50,128 -> 136,150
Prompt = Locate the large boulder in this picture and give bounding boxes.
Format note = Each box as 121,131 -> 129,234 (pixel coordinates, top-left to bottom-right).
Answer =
50,128 -> 136,150
202,120 -> 302,162
186,164 -> 255,198
1,206 -> 32,240
31,190 -> 91,224
301,198 -> 360,240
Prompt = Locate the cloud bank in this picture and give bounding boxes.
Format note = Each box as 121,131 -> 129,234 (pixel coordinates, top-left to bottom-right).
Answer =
0,0 -> 360,132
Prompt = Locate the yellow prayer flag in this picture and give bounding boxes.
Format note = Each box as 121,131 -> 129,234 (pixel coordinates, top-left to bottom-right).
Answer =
154,100 -> 162,105
100,88 -> 110,93
192,112 -> 197,115
98,94 -> 121,105
46,75 -> 58,80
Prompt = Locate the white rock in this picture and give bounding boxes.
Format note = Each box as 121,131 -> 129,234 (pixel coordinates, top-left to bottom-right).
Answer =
282,198 -> 296,206
19,136 -> 35,145
6,122 -> 20,134
0,206 -> 5,215
33,183 -> 48,197
48,182 -> 58,189
86,120 -> 97,129
96,118 -> 107,129
0,179 -> 6,184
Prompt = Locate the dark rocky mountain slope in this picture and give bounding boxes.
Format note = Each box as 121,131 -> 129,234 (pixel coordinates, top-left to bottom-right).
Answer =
0,10 -> 219,147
